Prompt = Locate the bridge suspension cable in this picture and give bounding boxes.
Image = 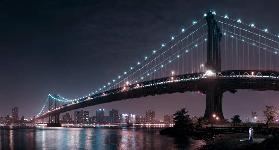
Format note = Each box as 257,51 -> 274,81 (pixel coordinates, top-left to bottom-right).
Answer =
39,17 -> 207,104
35,11 -> 279,119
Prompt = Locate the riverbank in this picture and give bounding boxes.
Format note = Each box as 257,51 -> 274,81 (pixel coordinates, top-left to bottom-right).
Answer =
159,126 -> 279,150
200,133 -> 268,150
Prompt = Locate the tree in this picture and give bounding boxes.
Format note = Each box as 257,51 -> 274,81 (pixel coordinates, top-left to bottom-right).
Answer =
196,117 -> 209,128
173,108 -> 193,130
231,115 -> 242,126
263,105 -> 277,127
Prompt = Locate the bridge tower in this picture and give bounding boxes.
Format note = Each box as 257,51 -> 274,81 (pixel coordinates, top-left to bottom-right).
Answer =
47,95 -> 61,127
204,11 -> 224,121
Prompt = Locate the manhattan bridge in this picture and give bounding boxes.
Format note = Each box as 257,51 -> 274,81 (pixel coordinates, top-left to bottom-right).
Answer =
34,11 -> 279,126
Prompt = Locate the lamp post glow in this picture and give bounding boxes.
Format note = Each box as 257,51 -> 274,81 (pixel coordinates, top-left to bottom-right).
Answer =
212,114 -> 216,118
204,70 -> 216,77
200,64 -> 205,72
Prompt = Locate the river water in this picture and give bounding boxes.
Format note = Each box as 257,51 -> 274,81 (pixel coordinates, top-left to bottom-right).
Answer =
0,128 -> 205,150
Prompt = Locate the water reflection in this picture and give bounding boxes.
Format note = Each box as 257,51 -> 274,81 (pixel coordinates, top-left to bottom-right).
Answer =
0,128 -> 205,150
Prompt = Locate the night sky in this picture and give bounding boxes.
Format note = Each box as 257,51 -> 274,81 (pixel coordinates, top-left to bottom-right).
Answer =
1,0 -> 279,120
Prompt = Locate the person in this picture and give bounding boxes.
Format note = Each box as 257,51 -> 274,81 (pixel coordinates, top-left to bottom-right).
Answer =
249,127 -> 254,142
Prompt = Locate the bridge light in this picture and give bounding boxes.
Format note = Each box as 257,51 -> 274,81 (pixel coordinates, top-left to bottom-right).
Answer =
171,36 -> 175,40
171,71 -> 175,76
137,61 -> 141,65
147,73 -> 150,76
212,113 -> 216,118
251,72 -> 254,76
181,28 -> 185,32
204,38 -> 207,41
161,43 -> 165,47
277,34 -> 279,38
124,71 -> 127,75
169,60 -> 172,63
195,44 -> 198,47
203,13 -> 207,17
161,65 -> 164,68
130,67 -> 133,70
264,28 -> 269,33
274,51 -> 278,55
250,23 -> 255,28
223,32 -> 226,36
177,55 -> 180,58
185,50 -> 189,53
192,21 -> 197,25
237,19 -> 242,23
144,56 -> 148,60
118,75 -> 121,79
212,11 -> 216,15
204,70 -> 216,77
200,64 -> 205,71
153,50 -> 156,54
224,15 -> 229,19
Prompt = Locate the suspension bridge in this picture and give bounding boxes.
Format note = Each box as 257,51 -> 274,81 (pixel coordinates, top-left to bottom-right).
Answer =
34,11 -> 279,126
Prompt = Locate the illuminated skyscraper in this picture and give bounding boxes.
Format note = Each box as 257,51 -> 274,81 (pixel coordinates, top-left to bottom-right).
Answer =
145,110 -> 155,124
12,107 -> 19,123
96,109 -> 105,124
109,109 -> 120,124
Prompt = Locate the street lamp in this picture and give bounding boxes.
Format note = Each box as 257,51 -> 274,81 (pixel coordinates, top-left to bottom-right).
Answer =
200,64 -> 205,72
211,113 -> 219,138
211,113 -> 219,126
204,70 -> 216,77
212,114 -> 216,118
171,71 -> 175,76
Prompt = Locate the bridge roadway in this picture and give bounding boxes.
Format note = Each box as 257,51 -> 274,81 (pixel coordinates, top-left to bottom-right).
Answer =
36,70 -> 279,120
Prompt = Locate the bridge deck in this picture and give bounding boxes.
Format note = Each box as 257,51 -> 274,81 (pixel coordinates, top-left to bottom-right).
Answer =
36,70 -> 279,120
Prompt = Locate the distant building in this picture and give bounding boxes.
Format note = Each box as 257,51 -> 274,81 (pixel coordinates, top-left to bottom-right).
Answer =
145,110 -> 155,124
96,109 -> 105,124
121,114 -> 129,124
83,111 -> 90,124
62,113 -> 72,124
135,115 -> 145,124
74,110 -> 84,124
120,113 -> 136,124
89,116 -> 96,124
0,116 -> 4,124
109,109 -> 120,124
5,115 -> 11,125
12,107 -> 19,123
163,115 -> 173,124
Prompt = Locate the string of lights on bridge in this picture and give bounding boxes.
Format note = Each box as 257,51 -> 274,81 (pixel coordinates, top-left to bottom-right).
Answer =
36,10 -> 279,118
36,33 -> 208,117
36,14 -> 206,116
39,18 -> 206,101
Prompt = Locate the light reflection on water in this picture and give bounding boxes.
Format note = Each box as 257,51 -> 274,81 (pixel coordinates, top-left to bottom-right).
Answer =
0,128 -> 205,150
